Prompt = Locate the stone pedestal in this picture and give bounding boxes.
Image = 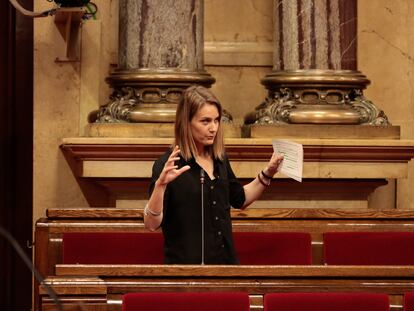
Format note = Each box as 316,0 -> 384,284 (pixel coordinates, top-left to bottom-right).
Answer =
246,124 -> 400,139
60,137 -> 414,208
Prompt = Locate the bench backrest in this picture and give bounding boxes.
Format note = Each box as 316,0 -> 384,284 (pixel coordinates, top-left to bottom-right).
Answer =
324,232 -> 414,265
122,292 -> 250,311
233,232 -> 312,265
61,231 -> 312,265
264,292 -> 390,311
62,232 -> 164,264
404,292 -> 414,311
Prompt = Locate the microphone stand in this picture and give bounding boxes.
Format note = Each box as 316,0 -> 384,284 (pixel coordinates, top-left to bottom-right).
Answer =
200,169 -> 205,265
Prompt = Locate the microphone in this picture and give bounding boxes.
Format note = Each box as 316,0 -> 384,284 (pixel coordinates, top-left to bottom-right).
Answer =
200,169 -> 205,265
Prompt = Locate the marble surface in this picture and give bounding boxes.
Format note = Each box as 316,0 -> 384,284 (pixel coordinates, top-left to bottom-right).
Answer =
273,0 -> 356,70
357,0 -> 414,210
207,65 -> 271,122
205,0 -> 273,43
118,0 -> 203,70
358,0 -> 414,131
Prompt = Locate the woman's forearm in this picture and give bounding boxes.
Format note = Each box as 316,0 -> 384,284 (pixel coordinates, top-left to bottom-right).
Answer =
242,175 -> 268,208
242,153 -> 283,208
144,181 -> 166,231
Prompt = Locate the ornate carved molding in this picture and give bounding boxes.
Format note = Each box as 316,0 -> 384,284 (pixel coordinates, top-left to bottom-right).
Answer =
92,70 -> 216,123
246,70 -> 390,126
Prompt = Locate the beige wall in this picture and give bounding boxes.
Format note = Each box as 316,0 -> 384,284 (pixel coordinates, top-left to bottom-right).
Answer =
33,0 -> 414,222
358,0 -> 414,208
358,0 -> 414,138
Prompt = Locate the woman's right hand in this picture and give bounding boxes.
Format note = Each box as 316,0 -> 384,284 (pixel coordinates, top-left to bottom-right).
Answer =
156,145 -> 191,186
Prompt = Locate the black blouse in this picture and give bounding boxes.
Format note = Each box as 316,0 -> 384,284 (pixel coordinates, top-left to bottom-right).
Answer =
149,149 -> 246,264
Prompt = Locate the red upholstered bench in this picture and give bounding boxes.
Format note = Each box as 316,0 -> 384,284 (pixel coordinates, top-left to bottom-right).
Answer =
264,292 -> 390,311
323,232 -> 414,265
404,292 -> 414,311
233,232 -> 312,265
122,292 -> 250,311
62,232 -> 164,264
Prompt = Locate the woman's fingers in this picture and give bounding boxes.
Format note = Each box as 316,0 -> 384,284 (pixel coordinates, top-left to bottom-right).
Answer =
157,147 -> 187,185
176,165 -> 191,175
165,146 -> 182,165
273,154 -> 283,165
170,145 -> 181,157
166,146 -> 180,161
265,153 -> 284,176
164,146 -> 182,169
165,157 -> 180,168
274,155 -> 284,171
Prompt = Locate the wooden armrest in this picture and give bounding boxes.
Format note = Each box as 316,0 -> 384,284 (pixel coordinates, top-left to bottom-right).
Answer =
46,207 -> 414,219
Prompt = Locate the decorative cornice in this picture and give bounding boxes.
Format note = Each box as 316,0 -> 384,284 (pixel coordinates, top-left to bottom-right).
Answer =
60,143 -> 414,163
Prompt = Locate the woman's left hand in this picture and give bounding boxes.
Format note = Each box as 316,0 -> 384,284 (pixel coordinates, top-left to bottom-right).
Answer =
263,152 -> 284,178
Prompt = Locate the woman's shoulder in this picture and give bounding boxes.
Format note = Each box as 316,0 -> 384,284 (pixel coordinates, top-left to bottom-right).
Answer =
152,147 -> 173,173
219,152 -> 230,164
155,148 -> 173,164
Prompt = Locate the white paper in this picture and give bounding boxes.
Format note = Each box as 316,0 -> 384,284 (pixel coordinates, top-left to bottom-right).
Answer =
272,140 -> 303,182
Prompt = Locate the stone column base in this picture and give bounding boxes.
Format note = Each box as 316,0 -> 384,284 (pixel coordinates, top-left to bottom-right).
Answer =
245,70 -> 390,126
90,69 -> 215,123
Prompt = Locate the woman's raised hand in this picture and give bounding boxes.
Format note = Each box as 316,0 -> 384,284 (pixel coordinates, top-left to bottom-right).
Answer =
263,151 -> 284,178
157,146 -> 191,186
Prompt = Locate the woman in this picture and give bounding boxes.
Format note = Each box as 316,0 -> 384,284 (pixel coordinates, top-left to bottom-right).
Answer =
144,85 -> 283,264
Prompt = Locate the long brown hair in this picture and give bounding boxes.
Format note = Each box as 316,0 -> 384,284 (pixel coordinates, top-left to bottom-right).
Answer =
174,85 -> 225,161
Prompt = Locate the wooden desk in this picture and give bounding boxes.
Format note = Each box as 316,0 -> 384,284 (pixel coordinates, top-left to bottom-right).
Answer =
41,264 -> 414,311
35,207 -> 414,311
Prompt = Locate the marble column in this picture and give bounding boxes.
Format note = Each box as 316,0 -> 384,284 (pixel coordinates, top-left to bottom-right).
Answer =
96,0 -> 214,123
245,0 -> 389,126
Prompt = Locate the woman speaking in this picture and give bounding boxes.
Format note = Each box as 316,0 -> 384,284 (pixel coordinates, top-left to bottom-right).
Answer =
144,85 -> 283,264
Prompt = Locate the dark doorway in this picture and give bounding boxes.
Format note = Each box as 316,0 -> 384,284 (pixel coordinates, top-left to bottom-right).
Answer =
0,1 -> 34,310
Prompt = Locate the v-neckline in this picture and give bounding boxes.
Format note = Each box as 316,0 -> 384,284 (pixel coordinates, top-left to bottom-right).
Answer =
195,158 -> 215,180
